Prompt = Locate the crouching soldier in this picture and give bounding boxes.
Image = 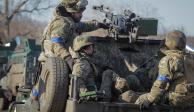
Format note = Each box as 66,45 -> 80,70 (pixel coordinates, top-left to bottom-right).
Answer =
70,35 -> 129,101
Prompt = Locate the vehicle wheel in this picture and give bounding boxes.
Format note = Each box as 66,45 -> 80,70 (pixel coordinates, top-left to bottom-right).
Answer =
39,57 -> 69,112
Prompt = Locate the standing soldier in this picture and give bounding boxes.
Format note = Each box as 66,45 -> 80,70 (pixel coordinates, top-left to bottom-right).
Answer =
135,30 -> 194,108
33,0 -> 106,100
71,35 -> 129,101
39,0 -> 105,68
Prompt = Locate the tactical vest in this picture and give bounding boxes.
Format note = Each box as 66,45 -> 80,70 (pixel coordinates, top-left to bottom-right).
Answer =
167,53 -> 194,107
165,53 -> 186,94
168,53 -> 194,94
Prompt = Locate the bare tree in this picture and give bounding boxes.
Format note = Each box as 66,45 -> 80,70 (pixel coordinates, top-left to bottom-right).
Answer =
0,0 -> 55,42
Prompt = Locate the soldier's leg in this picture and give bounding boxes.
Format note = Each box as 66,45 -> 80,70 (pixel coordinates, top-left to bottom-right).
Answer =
30,80 -> 40,101
99,70 -> 114,99
118,90 -> 140,103
25,80 -> 41,112
100,70 -> 129,100
126,74 -> 142,91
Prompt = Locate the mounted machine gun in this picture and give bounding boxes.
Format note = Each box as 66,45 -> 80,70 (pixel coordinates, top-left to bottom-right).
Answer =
93,5 -> 158,43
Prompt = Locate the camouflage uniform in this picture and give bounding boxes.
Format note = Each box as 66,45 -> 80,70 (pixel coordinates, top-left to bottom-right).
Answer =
71,35 -> 128,100
135,30 -> 194,108
33,0 -> 99,99
72,52 -> 98,93
39,0 -> 98,62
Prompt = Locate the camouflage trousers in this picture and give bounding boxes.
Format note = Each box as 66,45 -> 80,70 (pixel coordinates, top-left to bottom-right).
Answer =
117,91 -> 194,107
168,92 -> 194,107
118,90 -> 141,103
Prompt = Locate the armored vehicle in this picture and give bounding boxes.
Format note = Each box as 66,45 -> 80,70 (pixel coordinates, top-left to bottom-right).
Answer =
0,38 -> 41,96
9,6 -> 194,112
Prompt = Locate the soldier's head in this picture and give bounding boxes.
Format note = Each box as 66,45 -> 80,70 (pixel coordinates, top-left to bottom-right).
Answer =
73,35 -> 94,55
165,30 -> 186,50
60,0 -> 88,22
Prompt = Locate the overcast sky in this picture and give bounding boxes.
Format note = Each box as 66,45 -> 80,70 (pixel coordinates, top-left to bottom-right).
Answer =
35,0 -> 194,36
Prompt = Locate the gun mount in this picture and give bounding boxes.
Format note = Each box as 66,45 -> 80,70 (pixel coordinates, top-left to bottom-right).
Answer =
93,5 -> 158,43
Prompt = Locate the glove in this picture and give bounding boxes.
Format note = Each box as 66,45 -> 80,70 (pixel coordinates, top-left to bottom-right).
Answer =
135,93 -> 151,108
65,56 -> 74,70
115,77 -> 129,93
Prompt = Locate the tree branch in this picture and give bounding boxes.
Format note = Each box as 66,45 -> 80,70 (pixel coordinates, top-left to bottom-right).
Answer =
8,0 -> 29,22
19,5 -> 55,13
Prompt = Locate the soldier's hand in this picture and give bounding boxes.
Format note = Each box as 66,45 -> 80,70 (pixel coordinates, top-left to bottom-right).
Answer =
92,19 -> 109,29
80,88 -> 88,93
69,47 -> 77,59
65,56 -> 74,71
115,77 -> 129,93
135,93 -> 151,108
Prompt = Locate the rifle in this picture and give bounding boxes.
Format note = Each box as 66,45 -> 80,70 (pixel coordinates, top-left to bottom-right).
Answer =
93,5 -> 139,42
139,54 -> 158,68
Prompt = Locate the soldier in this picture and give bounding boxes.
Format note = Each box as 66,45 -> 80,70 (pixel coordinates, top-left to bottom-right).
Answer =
33,0 -> 106,100
39,0 -> 105,68
135,30 -> 194,108
71,35 -> 128,101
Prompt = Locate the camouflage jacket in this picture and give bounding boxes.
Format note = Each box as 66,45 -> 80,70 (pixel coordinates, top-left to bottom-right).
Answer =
72,52 -> 99,92
42,10 -> 99,59
147,50 -> 186,103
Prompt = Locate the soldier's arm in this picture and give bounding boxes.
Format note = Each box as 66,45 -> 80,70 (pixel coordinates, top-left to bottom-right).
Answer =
76,21 -> 99,33
72,59 -> 91,92
146,56 -> 172,103
50,19 -> 71,59
147,56 -> 183,103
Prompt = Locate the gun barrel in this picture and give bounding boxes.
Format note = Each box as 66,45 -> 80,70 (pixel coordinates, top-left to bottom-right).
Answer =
93,5 -> 102,10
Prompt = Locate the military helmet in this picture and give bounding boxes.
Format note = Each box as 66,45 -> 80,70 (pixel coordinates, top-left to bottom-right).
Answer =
61,0 -> 88,13
165,30 -> 186,50
73,35 -> 94,51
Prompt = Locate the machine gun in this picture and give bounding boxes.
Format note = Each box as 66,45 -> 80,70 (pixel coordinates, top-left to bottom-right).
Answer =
93,5 -> 158,43
93,5 -> 140,42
